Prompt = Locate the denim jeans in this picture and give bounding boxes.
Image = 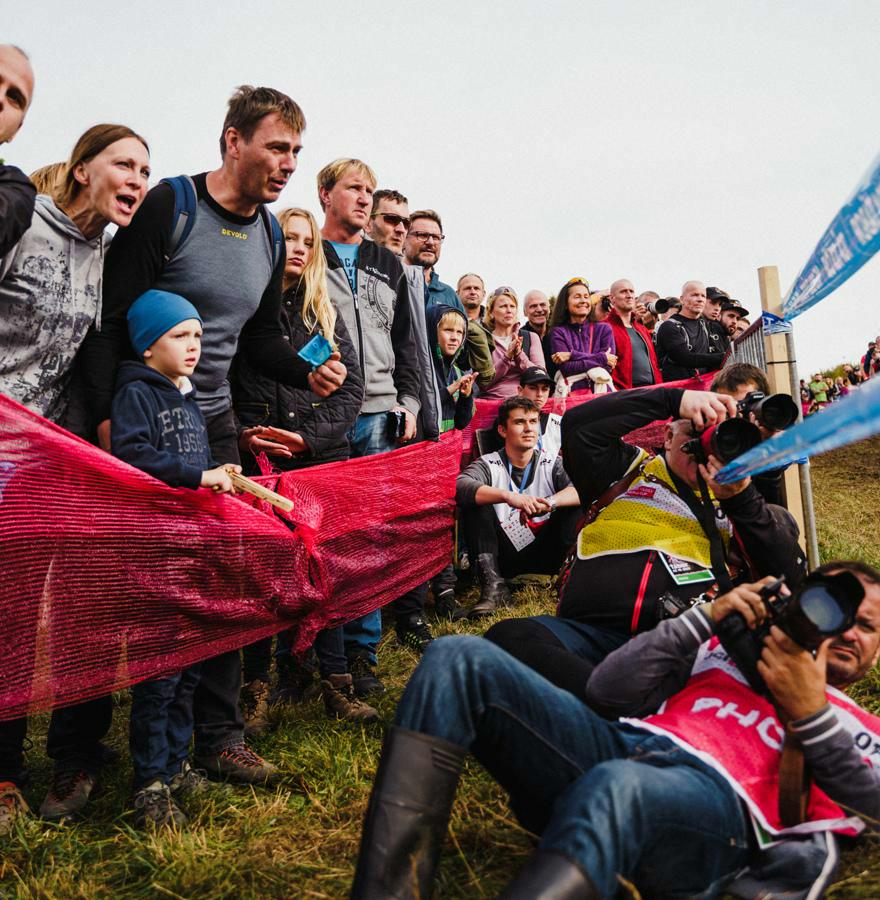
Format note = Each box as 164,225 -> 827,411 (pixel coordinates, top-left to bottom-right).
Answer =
242,626 -> 347,681
343,412 -> 400,664
130,665 -> 201,789
395,637 -> 749,898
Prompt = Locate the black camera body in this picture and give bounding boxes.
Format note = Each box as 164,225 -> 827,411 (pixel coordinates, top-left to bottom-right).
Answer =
681,417 -> 762,465
715,572 -> 864,696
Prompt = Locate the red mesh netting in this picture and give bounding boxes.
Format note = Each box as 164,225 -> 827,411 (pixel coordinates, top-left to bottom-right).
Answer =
1,375 -> 713,721
0,395 -> 459,721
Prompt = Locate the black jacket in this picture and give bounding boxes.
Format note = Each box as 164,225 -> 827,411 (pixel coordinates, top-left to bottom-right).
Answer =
655,314 -> 725,381
230,280 -> 365,473
0,165 -> 36,259
111,362 -> 214,489
558,388 -> 805,634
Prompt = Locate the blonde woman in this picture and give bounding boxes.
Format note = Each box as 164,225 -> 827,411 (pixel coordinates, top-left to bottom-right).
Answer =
479,286 -> 546,400
230,207 -> 371,725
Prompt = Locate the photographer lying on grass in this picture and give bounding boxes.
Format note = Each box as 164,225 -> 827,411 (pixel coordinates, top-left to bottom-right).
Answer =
352,565 -> 880,899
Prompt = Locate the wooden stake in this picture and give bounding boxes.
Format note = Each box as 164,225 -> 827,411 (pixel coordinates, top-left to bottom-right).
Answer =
228,470 -> 293,513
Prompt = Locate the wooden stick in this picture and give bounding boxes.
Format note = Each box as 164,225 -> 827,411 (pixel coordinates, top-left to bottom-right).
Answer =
228,470 -> 293,512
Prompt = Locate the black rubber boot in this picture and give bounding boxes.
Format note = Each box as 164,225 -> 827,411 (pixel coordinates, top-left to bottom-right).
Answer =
498,850 -> 602,899
468,553 -> 511,619
350,727 -> 466,899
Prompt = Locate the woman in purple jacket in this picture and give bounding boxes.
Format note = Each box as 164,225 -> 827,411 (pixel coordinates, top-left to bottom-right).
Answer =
548,277 -> 617,392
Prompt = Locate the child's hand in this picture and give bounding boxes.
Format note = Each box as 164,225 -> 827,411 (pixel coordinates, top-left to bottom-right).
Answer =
458,372 -> 478,397
201,465 -> 240,494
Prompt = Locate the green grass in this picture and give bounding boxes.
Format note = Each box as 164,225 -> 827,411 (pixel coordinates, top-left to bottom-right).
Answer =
3,439 -> 880,898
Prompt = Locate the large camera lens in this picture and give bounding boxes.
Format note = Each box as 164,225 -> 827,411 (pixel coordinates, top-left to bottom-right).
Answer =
756,394 -> 799,430
783,571 -> 864,650
703,418 -> 762,463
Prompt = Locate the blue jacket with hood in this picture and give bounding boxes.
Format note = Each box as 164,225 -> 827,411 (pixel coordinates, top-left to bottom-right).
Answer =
427,303 -> 474,433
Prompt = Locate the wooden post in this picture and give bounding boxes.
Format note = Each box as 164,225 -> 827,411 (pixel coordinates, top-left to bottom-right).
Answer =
757,266 -> 808,553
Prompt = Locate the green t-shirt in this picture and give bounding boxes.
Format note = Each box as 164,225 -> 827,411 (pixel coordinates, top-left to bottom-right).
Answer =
810,380 -> 828,403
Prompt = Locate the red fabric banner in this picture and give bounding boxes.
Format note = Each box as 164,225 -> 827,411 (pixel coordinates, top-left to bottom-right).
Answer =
0,396 -> 459,721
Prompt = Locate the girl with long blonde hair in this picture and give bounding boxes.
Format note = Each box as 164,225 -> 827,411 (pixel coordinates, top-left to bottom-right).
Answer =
231,207 -> 370,725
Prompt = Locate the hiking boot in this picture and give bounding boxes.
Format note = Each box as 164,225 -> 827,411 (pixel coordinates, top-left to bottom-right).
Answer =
241,678 -> 272,737
395,614 -> 435,655
194,743 -> 281,786
431,587 -> 464,621
168,760 -> 211,797
39,768 -> 97,822
321,674 -> 380,722
468,553 -> 511,619
273,650 -> 321,705
0,781 -> 30,835
348,654 -> 386,699
132,781 -> 187,829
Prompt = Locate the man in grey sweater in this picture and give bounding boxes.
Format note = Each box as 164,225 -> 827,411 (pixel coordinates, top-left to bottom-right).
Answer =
351,564 -> 880,899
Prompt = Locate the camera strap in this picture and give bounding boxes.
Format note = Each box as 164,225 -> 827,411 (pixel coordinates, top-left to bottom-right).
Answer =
668,468 -> 733,594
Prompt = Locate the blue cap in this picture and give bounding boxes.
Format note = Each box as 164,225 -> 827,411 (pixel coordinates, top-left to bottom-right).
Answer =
127,289 -> 202,357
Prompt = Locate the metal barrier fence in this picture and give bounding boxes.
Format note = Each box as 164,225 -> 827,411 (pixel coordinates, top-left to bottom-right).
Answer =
723,269 -> 820,568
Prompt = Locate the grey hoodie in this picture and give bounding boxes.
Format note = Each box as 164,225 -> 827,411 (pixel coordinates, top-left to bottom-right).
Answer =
0,194 -> 105,422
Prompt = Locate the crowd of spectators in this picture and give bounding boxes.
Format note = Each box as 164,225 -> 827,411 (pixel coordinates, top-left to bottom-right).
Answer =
3,48 -> 879,899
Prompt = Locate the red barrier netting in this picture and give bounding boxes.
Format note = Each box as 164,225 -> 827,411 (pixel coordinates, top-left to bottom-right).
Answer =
0,395 -> 459,721
1,375 -> 713,721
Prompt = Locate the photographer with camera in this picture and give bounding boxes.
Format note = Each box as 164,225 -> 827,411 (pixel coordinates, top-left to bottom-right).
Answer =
350,564 -> 880,899
655,281 -> 727,381
485,381 -> 805,699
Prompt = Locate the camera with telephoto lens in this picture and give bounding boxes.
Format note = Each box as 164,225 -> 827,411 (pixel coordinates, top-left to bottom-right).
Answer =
645,297 -> 671,316
715,572 -> 864,696
682,417 -> 762,465
737,390 -> 799,431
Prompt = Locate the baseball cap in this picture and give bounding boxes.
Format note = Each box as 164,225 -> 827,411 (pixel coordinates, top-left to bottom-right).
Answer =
720,299 -> 749,318
520,366 -> 553,387
706,286 -> 730,303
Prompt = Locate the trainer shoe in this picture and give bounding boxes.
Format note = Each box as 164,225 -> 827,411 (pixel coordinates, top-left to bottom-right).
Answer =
0,781 -> 30,835
132,781 -> 187,829
194,743 -> 281,786
431,588 -> 464,621
241,678 -> 272,737
395,614 -> 435,655
39,768 -> 97,822
347,654 -> 386,699
168,760 -> 211,797
321,674 -> 380,722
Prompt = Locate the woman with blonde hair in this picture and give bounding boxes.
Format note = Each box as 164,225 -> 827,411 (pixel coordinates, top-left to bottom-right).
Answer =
0,123 -> 150,828
479,286 -> 546,400
230,207 -> 370,727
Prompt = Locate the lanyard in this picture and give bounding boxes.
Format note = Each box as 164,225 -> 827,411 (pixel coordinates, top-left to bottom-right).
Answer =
505,453 -> 535,495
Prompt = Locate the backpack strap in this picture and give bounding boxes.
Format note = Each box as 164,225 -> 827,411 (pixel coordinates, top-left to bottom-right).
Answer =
520,328 -> 532,358
259,206 -> 284,270
160,175 -> 198,262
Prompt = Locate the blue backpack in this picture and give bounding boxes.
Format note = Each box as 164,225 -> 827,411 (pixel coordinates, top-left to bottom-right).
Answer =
160,175 -> 284,268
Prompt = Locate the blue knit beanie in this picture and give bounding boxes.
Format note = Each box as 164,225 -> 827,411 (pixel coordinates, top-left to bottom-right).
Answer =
127,290 -> 203,357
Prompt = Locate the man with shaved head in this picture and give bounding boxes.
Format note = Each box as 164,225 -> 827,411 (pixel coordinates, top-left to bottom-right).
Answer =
605,278 -> 661,389
655,280 -> 726,381
0,45 -> 37,257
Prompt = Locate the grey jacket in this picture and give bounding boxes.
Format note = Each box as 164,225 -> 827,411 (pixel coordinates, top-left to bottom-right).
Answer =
587,606 -> 880,898
0,195 -> 105,423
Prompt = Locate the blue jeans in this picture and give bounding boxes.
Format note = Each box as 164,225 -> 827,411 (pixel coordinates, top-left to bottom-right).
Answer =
130,665 -> 201,789
396,637 -> 750,898
344,412 -> 399,664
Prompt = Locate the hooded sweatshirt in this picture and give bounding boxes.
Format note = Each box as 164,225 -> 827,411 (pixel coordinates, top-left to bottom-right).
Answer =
111,361 -> 214,489
426,303 -> 474,432
0,194 -> 105,421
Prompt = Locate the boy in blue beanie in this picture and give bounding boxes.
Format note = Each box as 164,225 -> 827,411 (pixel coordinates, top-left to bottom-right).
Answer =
111,288 -> 241,827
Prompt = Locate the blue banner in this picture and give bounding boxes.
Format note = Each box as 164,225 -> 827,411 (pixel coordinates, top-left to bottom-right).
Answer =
715,377 -> 880,483
784,151 -> 880,320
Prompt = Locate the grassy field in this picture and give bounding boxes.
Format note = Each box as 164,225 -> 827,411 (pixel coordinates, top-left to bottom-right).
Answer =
3,438 -> 880,898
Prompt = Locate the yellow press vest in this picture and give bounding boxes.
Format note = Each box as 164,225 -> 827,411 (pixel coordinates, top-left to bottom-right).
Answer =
577,453 -> 732,569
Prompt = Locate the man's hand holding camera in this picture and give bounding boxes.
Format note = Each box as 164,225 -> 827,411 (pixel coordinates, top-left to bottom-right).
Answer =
708,577 -> 829,721
700,453 -> 751,499
679,390 -> 738,429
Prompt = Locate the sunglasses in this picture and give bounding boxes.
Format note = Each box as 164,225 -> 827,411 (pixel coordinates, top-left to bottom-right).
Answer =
565,277 -> 591,292
371,212 -> 411,230
491,286 -> 518,299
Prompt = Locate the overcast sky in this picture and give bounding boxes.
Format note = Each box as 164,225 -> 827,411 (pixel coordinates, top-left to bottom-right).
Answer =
9,0 -> 880,375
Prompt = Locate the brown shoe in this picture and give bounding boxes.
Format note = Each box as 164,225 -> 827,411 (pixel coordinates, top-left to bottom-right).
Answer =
322,674 -> 380,722
194,743 -> 281,786
241,678 -> 272,737
0,781 -> 30,835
